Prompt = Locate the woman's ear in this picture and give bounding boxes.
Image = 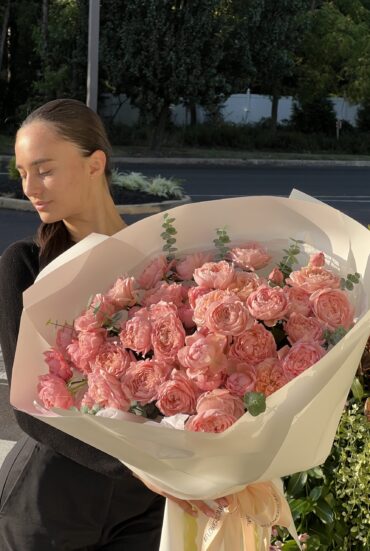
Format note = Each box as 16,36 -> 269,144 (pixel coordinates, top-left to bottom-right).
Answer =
88,150 -> 106,178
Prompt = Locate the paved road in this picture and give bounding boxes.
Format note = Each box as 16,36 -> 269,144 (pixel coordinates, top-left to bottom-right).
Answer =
1,162 -> 370,464
1,164 -> 370,253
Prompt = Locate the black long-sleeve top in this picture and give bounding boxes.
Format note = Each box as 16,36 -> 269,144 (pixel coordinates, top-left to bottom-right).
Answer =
0,237 -> 129,478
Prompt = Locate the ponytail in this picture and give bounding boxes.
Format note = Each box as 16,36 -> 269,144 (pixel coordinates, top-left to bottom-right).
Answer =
36,221 -> 73,269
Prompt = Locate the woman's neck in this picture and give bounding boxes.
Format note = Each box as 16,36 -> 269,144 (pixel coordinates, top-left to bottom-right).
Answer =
63,194 -> 126,242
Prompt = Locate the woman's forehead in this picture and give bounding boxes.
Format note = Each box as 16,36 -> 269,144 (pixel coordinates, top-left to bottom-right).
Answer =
15,122 -> 78,162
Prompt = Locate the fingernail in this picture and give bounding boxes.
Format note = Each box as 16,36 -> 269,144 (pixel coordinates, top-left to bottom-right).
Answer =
219,498 -> 228,507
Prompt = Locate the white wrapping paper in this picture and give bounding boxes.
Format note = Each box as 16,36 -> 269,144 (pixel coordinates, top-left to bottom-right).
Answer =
10,192 -> 370,549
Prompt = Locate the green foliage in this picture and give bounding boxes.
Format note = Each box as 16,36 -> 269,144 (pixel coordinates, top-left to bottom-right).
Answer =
340,272 -> 361,291
100,0 -> 251,148
296,1 -> 370,103
161,213 -> 178,260
278,238 -> 303,279
244,392 -> 266,416
7,157 -> 19,181
272,392 -> 370,550
356,102 -> 370,131
111,171 -> 185,199
291,98 -> 337,135
213,226 -> 231,260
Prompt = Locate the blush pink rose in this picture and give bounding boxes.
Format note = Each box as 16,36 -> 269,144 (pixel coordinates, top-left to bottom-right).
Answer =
151,311 -> 186,362
106,276 -> 137,308
91,340 -> 134,377
282,341 -> 326,379
196,389 -> 245,419
185,410 -> 237,433
122,359 -> 172,404
120,308 -> 152,355
37,373 -> 74,410
204,295 -> 253,336
193,261 -> 235,290
193,289 -> 231,327
156,370 -> 198,415
87,369 -> 130,410
286,266 -> 340,294
44,349 -> 73,381
227,270 -> 262,301
247,285 -> 288,326
137,255 -> 169,290
309,252 -> 325,268
142,281 -> 186,308
226,369 -> 256,396
175,251 -> 214,280
55,324 -> 76,361
283,286 -> 312,318
230,322 -> 277,365
74,294 -> 116,331
188,286 -> 210,309
284,312 -> 324,345
310,288 -> 355,330
178,304 -> 196,329
178,332 -> 228,372
67,329 -> 106,374
254,357 -> 290,397
268,268 -> 284,286
77,391 -> 95,410
229,242 -> 271,271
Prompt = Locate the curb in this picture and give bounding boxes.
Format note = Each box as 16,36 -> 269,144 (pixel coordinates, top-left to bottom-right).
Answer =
2,154 -> 370,168
0,194 -> 192,214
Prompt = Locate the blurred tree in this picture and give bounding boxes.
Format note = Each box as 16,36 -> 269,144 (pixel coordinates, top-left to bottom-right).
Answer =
297,0 -> 370,104
100,0 -> 254,150
29,0 -> 88,111
246,0 -> 312,131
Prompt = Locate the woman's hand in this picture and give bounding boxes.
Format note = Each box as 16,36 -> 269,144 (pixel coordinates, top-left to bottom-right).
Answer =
133,473 -> 229,518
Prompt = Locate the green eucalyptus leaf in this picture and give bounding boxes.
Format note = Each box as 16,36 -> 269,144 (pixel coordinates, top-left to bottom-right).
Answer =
243,392 -> 266,416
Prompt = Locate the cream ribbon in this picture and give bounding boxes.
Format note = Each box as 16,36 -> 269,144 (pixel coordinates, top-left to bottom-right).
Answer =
195,481 -> 300,551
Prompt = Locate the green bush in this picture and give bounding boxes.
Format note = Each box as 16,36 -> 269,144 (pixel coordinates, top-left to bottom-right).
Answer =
291,98 -> 337,135
271,372 -> 370,550
356,103 -> 370,132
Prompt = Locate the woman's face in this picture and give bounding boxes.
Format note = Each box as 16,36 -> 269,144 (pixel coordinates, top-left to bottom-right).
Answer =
15,122 -> 96,224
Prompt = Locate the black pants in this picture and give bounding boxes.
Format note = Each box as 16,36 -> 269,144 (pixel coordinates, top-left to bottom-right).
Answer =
0,435 -> 165,550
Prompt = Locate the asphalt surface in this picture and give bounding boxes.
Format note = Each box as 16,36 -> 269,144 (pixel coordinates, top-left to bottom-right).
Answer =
1,163 -> 370,253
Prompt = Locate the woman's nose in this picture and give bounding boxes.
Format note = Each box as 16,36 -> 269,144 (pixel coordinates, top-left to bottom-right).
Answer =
23,173 -> 41,197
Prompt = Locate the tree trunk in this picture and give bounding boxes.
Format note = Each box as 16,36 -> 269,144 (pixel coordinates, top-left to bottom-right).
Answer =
150,105 -> 169,152
0,0 -> 10,75
190,101 -> 197,126
270,94 -> 280,132
42,0 -> 48,62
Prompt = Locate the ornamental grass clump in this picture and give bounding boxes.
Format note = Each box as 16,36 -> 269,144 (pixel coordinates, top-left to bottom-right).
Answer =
111,170 -> 185,199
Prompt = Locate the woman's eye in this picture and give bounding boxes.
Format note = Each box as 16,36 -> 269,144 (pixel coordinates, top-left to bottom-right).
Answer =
39,170 -> 53,177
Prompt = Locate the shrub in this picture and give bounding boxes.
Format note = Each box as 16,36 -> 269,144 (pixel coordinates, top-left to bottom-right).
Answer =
291,98 -> 337,135
356,103 -> 370,132
111,170 -> 184,199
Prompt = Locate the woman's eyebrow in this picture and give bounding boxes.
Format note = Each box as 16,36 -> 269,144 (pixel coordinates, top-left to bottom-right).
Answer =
16,158 -> 55,169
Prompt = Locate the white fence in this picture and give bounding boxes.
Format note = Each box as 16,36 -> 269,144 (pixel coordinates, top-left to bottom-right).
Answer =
99,92 -> 359,127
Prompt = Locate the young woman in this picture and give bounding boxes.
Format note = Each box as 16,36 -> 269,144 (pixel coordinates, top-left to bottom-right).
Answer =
0,98 -> 167,551
0,99 -> 226,550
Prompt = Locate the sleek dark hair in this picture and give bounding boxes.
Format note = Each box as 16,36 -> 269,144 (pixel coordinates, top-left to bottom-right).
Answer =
19,98 -> 112,267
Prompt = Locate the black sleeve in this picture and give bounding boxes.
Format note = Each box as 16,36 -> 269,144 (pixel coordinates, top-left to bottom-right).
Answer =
0,240 -> 130,479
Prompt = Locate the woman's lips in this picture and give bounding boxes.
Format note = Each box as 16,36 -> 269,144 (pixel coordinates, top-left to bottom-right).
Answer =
34,201 -> 51,211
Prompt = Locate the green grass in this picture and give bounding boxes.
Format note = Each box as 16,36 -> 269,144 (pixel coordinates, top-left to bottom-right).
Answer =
2,134 -> 370,162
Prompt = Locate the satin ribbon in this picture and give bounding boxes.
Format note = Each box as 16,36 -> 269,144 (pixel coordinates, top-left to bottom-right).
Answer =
196,481 -> 300,551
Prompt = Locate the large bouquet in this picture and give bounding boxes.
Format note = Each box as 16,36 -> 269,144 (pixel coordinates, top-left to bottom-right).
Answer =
11,191 -> 370,551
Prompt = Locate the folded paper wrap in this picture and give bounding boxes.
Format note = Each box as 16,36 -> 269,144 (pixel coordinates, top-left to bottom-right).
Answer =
10,192 -> 370,550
